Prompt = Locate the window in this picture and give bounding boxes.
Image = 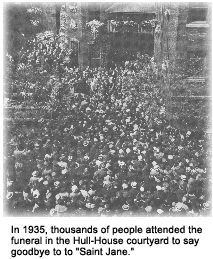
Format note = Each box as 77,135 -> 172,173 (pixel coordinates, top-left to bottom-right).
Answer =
88,10 -> 100,21
70,39 -> 80,53
107,20 -> 117,32
187,51 -> 207,77
187,4 -> 208,23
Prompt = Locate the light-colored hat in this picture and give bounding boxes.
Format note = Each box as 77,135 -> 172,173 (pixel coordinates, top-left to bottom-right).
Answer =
157,209 -> 164,215
122,204 -> 129,211
181,175 -> 187,180
145,206 -> 152,213
122,183 -> 128,189
96,160 -> 102,167
32,171 -> 39,177
103,180 -> 111,188
6,192 -> 13,199
156,186 -> 162,191
131,182 -> 137,188
152,161 -> 157,166
54,181 -> 60,187
32,189 -> 40,198
150,169 -> 158,176
80,190 -> 89,199
203,202 -> 210,210
72,185 -> 78,193
138,155 -> 143,161
55,204 -> 67,213
50,208 -> 56,216
126,148 -> 131,154
140,186 -> 145,192
62,168 -> 67,175
57,161 -> 67,168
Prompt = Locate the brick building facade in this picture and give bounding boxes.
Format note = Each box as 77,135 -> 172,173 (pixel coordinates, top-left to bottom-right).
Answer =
154,3 -> 211,132
41,2 -> 211,73
154,2 -> 211,78
41,2 -> 156,68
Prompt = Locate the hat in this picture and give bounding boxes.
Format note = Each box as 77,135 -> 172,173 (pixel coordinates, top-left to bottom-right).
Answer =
145,206 -> 152,213
32,171 -> 39,177
104,174 -> 111,181
105,162 -> 111,168
181,175 -> 186,180
154,177 -> 161,183
140,186 -> 145,192
54,181 -> 60,187
81,190 -> 89,199
96,160 -> 102,167
109,143 -> 114,149
150,169 -> 158,176
45,154 -> 52,159
126,148 -> 131,154
152,161 -> 157,166
103,180 -> 111,188
57,161 -> 67,168
122,204 -> 129,211
88,189 -> 96,196
83,140 -> 89,146
68,155 -> 72,161
118,160 -> 125,167
122,183 -> 128,189
203,202 -> 210,210
55,194 -> 61,200
157,209 -> 164,215
98,207 -> 104,214
175,202 -> 185,212
52,172 -> 57,177
6,192 -> 13,199
62,168 -> 67,175
131,182 -> 137,188
38,177 -> 43,182
72,185 -> 78,193
186,131 -> 191,136
33,189 -> 40,198
86,203 -> 95,209
120,132 -> 125,137
55,204 -> 67,213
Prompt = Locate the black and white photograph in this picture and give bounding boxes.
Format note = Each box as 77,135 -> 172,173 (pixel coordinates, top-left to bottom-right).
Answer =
3,2 -> 212,217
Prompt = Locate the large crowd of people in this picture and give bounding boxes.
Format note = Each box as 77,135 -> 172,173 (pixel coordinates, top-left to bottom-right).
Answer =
5,57 -> 211,217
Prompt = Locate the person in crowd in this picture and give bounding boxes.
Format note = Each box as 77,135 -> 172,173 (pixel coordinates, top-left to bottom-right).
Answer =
5,56 -> 211,217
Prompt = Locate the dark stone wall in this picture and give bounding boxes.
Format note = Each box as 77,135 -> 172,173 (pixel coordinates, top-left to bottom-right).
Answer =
154,2 -> 211,75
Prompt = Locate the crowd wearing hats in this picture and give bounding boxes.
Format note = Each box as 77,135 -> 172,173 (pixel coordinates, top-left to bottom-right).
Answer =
5,56 -> 211,217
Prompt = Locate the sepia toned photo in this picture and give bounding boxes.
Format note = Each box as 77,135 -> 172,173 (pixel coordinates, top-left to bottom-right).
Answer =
3,2 -> 212,217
